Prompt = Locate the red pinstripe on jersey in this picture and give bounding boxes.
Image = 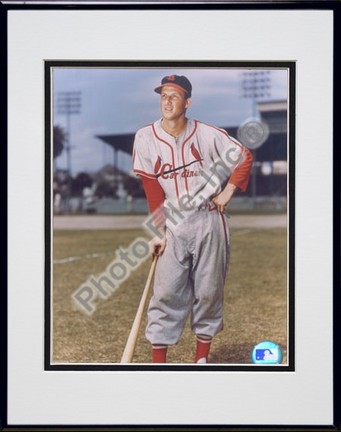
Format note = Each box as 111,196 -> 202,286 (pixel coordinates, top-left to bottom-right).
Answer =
197,121 -> 253,192
181,120 -> 198,196
151,123 -> 180,205
134,169 -> 157,180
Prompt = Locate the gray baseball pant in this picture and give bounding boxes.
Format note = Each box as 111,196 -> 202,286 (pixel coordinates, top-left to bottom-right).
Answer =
145,208 -> 230,345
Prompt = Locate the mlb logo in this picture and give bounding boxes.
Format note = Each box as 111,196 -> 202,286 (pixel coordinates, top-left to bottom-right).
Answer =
251,341 -> 283,364
255,348 -> 278,362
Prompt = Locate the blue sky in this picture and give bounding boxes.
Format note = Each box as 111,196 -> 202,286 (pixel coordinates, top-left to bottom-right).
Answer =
53,67 -> 288,175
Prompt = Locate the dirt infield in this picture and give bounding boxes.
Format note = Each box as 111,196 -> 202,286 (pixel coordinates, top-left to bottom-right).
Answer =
54,213 -> 287,230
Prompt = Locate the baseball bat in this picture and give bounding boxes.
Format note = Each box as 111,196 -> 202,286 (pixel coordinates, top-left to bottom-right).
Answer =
120,255 -> 158,363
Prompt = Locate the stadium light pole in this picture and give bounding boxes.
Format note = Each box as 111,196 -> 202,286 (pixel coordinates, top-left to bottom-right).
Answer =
240,70 -> 271,208
56,91 -> 81,212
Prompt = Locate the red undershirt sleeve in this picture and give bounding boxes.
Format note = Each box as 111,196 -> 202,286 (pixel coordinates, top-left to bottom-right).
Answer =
140,176 -> 166,227
228,147 -> 254,192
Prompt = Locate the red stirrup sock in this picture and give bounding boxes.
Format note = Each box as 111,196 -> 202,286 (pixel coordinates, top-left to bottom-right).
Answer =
195,335 -> 212,363
152,345 -> 168,363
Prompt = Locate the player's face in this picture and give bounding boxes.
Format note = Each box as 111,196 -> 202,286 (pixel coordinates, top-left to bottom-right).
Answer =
160,86 -> 191,122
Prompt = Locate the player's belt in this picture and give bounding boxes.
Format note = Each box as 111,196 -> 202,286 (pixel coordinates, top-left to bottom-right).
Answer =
165,201 -> 218,214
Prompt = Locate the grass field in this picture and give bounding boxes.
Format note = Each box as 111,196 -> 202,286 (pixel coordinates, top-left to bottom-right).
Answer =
52,227 -> 288,365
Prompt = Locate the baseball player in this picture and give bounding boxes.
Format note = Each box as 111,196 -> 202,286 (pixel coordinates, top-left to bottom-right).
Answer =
133,74 -> 253,363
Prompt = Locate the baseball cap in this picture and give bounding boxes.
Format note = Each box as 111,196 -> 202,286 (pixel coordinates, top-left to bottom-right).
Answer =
154,75 -> 192,97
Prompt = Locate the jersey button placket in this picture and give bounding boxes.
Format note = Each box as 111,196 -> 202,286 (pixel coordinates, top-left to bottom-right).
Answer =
174,136 -> 183,201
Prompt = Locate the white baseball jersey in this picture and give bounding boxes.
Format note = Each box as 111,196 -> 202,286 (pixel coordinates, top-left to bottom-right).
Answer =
133,118 -> 247,210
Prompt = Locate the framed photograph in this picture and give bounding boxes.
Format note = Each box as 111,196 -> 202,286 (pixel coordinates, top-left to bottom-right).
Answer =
46,61 -> 294,372
3,2 -> 339,430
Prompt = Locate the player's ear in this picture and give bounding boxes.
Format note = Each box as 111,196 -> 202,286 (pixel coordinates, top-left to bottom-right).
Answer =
185,97 -> 192,109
